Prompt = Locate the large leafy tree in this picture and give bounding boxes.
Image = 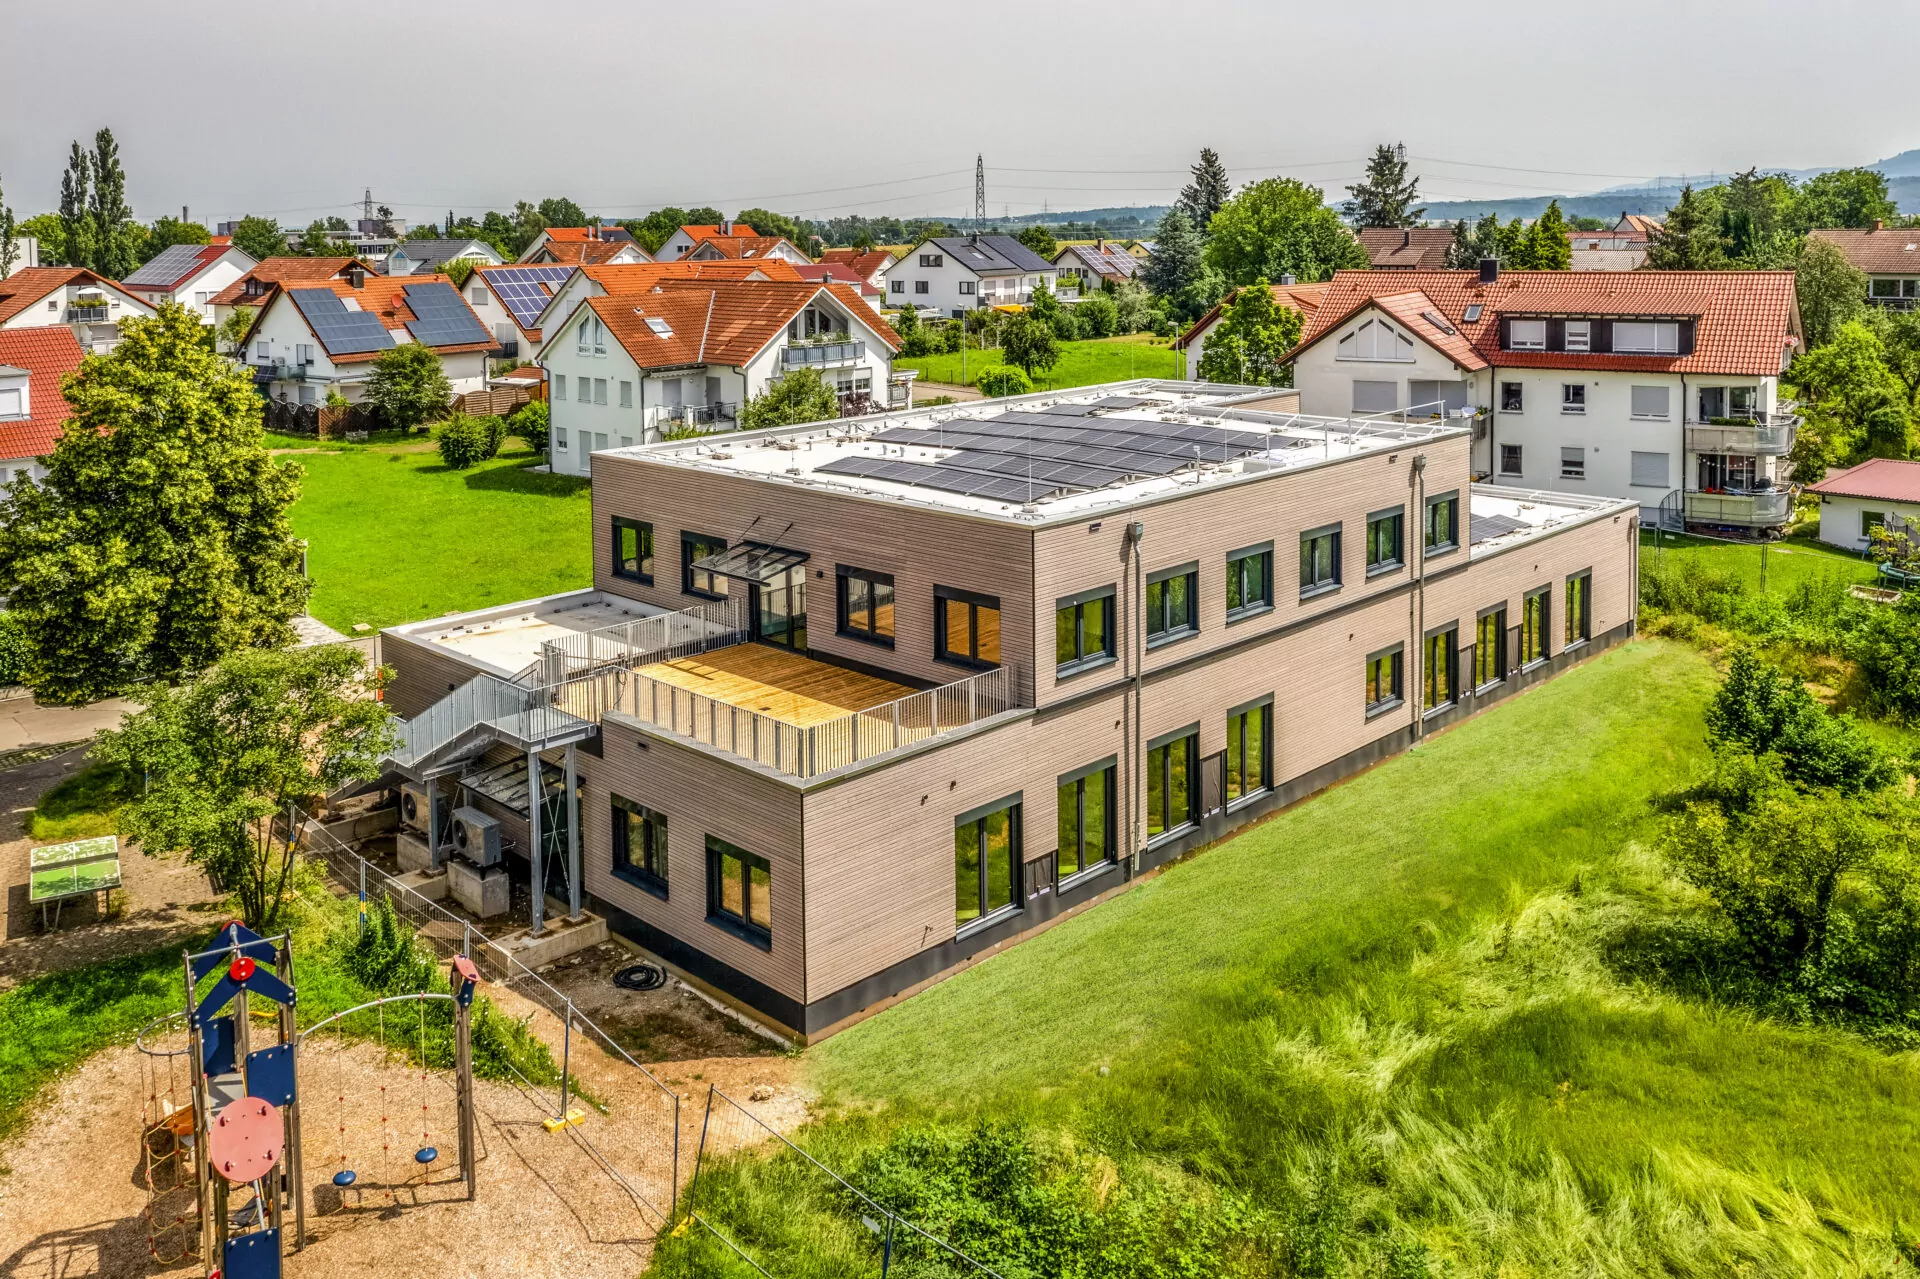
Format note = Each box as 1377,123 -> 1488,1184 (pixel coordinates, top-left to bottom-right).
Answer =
1644,186 -> 1729,270
142,216 -> 209,264
1343,143 -> 1424,227
1518,200 -> 1572,270
1141,208 -> 1216,321
97,646 -> 396,930
1444,213 -> 1503,268
18,212 -> 65,266
1177,147 -> 1231,232
735,207 -> 804,243
1795,237 -> 1868,349
1793,167 -> 1899,232
1000,314 -> 1060,378
1721,168 -> 1799,266
88,128 -> 138,279
229,216 -> 284,264
58,141 -> 93,270
0,305 -> 308,703
1871,307 -> 1920,410
538,196 -> 587,229
365,342 -> 453,431
623,205 -> 727,254
739,365 -> 839,430
1204,177 -> 1369,286
1196,280 -> 1304,386
1014,224 -> 1057,261
298,218 -> 335,255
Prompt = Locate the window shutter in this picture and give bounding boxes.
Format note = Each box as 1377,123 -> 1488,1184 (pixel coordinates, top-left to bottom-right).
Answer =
1546,319 -> 1566,352
1591,319 -> 1613,353
1499,317 -> 1512,350
1678,320 -> 1696,356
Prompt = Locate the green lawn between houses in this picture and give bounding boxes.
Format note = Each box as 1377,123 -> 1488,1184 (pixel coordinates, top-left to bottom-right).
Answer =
1640,526 -> 1880,596
650,639 -> 1920,1277
896,333 -> 1185,390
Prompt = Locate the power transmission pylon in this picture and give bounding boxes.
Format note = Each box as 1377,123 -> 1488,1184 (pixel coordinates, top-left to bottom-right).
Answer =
974,155 -> 986,236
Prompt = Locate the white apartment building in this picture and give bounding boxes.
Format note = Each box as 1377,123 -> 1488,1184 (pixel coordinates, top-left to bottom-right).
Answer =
880,235 -> 1051,317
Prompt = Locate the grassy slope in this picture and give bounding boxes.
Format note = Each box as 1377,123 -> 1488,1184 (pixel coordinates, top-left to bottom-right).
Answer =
896,334 -> 1184,389
283,438 -> 591,632
1641,528 -> 1878,595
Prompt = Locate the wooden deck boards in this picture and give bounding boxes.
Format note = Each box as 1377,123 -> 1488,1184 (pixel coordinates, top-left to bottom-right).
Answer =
636,644 -> 916,728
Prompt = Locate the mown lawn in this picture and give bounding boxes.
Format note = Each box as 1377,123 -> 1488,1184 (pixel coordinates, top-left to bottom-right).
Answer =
1640,527 -> 1878,596
897,333 -> 1184,390
280,437 -> 591,632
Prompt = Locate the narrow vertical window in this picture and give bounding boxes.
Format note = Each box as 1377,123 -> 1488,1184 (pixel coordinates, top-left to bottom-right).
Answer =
1300,525 -> 1341,596
1226,544 -> 1273,618
681,531 -> 727,598
1423,628 -> 1458,712
611,517 -> 653,583
935,586 -> 1001,668
1365,646 -> 1404,714
1146,729 -> 1199,841
1521,588 -> 1550,666
1055,586 -> 1117,674
1365,508 -> 1404,576
956,798 -> 1022,928
705,836 -> 770,947
1475,608 -> 1507,689
1226,700 -> 1272,805
836,566 -> 895,646
1424,492 -> 1459,554
1565,571 -> 1592,646
1056,760 -> 1116,880
610,795 -> 667,896
1146,564 -> 1199,643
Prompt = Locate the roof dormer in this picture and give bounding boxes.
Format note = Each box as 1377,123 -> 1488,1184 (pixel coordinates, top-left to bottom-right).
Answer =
0,366 -> 29,422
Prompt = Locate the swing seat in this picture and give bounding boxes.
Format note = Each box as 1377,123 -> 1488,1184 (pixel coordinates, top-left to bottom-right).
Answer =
333,1170 -> 358,1187
414,1147 -> 438,1164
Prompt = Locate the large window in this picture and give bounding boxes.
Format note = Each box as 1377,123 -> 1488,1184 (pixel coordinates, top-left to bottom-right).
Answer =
1631,385 -> 1670,419
681,531 -> 727,598
1424,492 -> 1459,554
1500,382 -> 1523,412
1521,588 -> 1550,667
1565,320 -> 1591,352
1365,645 -> 1403,715
611,517 -> 653,583
1508,318 -> 1547,350
1226,699 -> 1271,805
836,566 -> 895,647
1226,544 -> 1273,619
1146,563 -> 1198,645
1561,447 -> 1586,480
610,795 -> 667,897
705,836 -> 770,948
1055,586 -> 1116,676
1056,760 -> 1115,881
955,798 -> 1020,929
935,585 -> 1001,668
1565,571 -> 1591,646
1561,384 -> 1586,414
1475,608 -> 1506,689
1300,525 -> 1341,597
1366,507 -> 1404,576
1630,451 -> 1670,488
1615,321 -> 1680,355
1423,627 -> 1457,712
1146,728 -> 1198,842
1336,319 -> 1416,362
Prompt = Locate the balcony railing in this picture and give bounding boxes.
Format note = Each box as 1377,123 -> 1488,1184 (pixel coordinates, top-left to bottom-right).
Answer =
254,360 -> 311,381
1867,295 -> 1917,310
783,339 -> 865,367
537,596 -> 748,683
1686,414 -> 1798,455
619,662 -> 1020,781
1683,489 -> 1793,527
662,402 -> 736,427
66,306 -> 110,324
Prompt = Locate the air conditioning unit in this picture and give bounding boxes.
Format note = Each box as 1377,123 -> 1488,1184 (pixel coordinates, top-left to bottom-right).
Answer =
398,783 -> 434,835
450,806 -> 503,868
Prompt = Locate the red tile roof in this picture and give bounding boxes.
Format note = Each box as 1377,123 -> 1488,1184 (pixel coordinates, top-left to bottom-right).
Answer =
1294,269 -> 1800,375
1357,227 -> 1455,269
687,235 -> 799,261
682,224 -> 758,244
0,267 -> 144,325
0,327 -> 86,461
537,239 -> 643,264
211,257 -> 370,307
1808,458 -> 1920,504
586,280 -> 898,371
580,260 -> 804,288
1173,282 -> 1329,350
1807,226 -> 1920,275
543,227 -> 635,244
819,249 -> 894,280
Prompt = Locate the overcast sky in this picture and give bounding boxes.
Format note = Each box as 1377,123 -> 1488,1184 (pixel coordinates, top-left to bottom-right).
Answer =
3,0 -> 1914,228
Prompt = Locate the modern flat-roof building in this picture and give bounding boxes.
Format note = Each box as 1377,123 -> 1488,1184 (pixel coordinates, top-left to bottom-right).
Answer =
380,381 -> 1638,1040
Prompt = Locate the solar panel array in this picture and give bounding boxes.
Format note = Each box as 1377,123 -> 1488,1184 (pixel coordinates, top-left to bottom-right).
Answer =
817,455 -> 1058,503
1470,513 -> 1529,544
289,288 -> 393,357
403,281 -> 492,347
123,242 -> 209,287
481,265 -> 574,328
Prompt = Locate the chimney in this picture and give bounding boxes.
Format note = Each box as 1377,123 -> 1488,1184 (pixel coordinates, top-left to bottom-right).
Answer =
1875,219 -> 1887,232
182,205 -> 190,222
1401,229 -> 1411,248
1479,258 -> 1500,285
346,263 -> 365,288
720,219 -> 732,236
1280,273 -> 1296,286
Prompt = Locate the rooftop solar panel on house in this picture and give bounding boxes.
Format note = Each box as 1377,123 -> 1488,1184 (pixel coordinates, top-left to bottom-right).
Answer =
482,266 -> 575,327
289,287 -> 393,356
123,243 -> 209,287
402,282 -> 491,347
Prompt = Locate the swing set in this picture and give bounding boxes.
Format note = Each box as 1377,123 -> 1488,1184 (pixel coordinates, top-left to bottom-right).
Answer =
140,922 -> 483,1279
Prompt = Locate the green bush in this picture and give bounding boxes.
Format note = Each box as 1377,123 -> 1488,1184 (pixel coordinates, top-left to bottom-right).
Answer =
508,399 -> 549,454
975,367 -> 1032,397
1076,293 -> 1120,338
1705,648 -> 1899,792
901,325 -> 942,358
0,610 -> 29,686
1854,590 -> 1920,719
434,413 -> 500,469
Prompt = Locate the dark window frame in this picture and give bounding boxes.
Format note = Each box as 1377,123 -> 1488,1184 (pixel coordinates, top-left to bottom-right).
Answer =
610,794 -> 667,898
1055,758 -> 1116,883
1565,569 -> 1592,648
1145,561 -> 1200,648
1054,584 -> 1118,676
1300,523 -> 1342,599
680,530 -> 728,599
955,793 -> 1023,933
1424,490 -> 1460,556
835,564 -> 896,648
1145,724 -> 1201,845
1225,695 -> 1273,808
1521,586 -> 1551,668
1365,506 -> 1405,577
611,516 -> 654,584
1365,643 -> 1404,717
704,835 -> 771,949
1499,443 -> 1523,476
934,584 -> 1003,670
1225,542 -> 1274,621
1500,382 -> 1523,412
1474,604 -> 1508,691
1423,623 -> 1459,715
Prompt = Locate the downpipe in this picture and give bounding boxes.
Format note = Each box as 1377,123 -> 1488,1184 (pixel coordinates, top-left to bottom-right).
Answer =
1410,454 -> 1427,743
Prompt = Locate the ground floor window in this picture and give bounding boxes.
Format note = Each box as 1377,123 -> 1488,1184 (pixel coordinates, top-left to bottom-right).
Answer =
1522,588 -> 1550,666
610,795 -> 667,897
1366,645 -> 1404,715
1146,729 -> 1198,842
706,836 -> 770,947
1226,699 -> 1271,804
1056,761 -> 1114,880
956,798 -> 1021,929
1423,627 -> 1457,712
1565,571 -> 1591,645
1475,608 -> 1506,689
612,516 -> 653,583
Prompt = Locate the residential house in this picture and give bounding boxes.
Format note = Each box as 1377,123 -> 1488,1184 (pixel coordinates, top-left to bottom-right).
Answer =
0,327 -> 85,489
529,239 -> 652,267
1287,263 -> 1803,535
684,234 -> 812,267
1051,242 -> 1141,297
518,226 -> 647,264
1807,459 -> 1920,552
1567,214 -> 1655,271
236,270 -> 493,406
0,267 -> 157,354
528,259 -> 806,355
385,238 -> 505,277
881,235 -> 1052,316
1124,240 -> 1155,259
818,248 -> 895,293
466,263 -> 580,361
1808,221 -> 1920,308
541,278 -> 901,472
210,258 -> 381,330
1357,227 -> 1455,270
791,261 -> 884,311
655,222 -> 759,262
1173,280 -> 1329,380
379,380 -> 1637,1041
120,243 -> 259,322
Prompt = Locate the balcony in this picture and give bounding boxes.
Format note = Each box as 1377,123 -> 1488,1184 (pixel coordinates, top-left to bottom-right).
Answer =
1682,488 -> 1793,527
1867,294 -> 1917,310
782,339 -> 865,368
253,360 -> 311,382
1685,412 -> 1799,455
66,305 -> 110,324
661,402 -> 736,428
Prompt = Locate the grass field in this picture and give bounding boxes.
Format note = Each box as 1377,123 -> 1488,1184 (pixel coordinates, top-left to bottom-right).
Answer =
653,639 -> 1920,1276
279,435 -> 591,632
1641,528 -> 1878,595
896,333 -> 1184,390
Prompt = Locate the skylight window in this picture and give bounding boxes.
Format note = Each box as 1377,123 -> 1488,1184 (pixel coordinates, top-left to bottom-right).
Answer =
1463,303 -> 1483,323
644,316 -> 673,338
1421,310 -> 1456,335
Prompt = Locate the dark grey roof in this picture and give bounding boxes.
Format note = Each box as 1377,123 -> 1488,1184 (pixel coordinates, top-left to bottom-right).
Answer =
390,239 -> 500,270
926,234 -> 1051,275
123,243 -> 215,287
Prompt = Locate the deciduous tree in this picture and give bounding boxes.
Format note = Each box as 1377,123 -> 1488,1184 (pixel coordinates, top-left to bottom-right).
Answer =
1644,186 -> 1729,270
1001,314 -> 1060,378
1014,224 -> 1057,261
1796,237 -> 1868,349
1444,214 -> 1503,269
0,305 -> 308,703
365,342 -> 453,432
538,197 -> 587,229
88,128 -> 138,279
0,170 -> 15,278
1177,147 -> 1231,232
1204,178 -> 1369,288
1793,167 -> 1899,232
739,365 -> 839,430
58,142 -> 93,269
1343,143 -> 1424,228
1196,280 -> 1305,387
141,216 -> 209,263
228,216 -> 285,264
735,208 -> 803,243
298,218 -> 335,255
18,213 -> 65,267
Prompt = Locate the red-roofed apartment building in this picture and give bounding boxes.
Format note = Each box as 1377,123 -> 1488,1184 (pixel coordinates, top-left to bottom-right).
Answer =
540,279 -> 902,474
0,327 -> 86,488
1286,263 -> 1804,534
0,267 -> 157,355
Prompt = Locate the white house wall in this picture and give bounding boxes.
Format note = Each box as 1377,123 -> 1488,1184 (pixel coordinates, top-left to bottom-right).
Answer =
882,251 -> 983,317
1290,306 -> 1471,418
0,280 -> 154,353
1815,494 -> 1917,552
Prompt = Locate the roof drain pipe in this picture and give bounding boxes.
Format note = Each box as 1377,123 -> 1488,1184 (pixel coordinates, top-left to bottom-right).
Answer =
1125,519 -> 1146,881
1410,453 -> 1428,744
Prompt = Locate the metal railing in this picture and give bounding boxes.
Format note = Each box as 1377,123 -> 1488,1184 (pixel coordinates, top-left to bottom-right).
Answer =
1683,488 -> 1793,526
390,671 -> 585,766
782,339 -> 865,366
1685,416 -> 1798,455
66,305 -> 110,323
538,596 -> 748,682
663,402 -> 736,427
1867,294 -> 1917,310
621,663 -> 1019,780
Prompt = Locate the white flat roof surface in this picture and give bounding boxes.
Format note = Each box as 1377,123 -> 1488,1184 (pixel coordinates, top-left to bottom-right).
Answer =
1467,484 -> 1636,555
390,590 -> 666,676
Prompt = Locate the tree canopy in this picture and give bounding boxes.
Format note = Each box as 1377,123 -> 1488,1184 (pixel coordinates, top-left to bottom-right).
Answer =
739,365 -> 839,431
735,208 -> 803,243
88,128 -> 138,278
624,206 -> 727,254
1519,200 -> 1572,270
141,216 -> 210,264
1141,208 -> 1223,323
1196,280 -> 1305,387
366,342 -> 453,432
1177,147 -> 1231,232
1795,237 -> 1868,349
1001,314 -> 1061,378
1203,177 -> 1369,286
1343,143 -> 1424,228
1015,224 -> 1057,261
1644,186 -> 1730,270
537,196 -> 588,229
0,170 -> 15,278
0,305 -> 308,703
229,215 -> 285,263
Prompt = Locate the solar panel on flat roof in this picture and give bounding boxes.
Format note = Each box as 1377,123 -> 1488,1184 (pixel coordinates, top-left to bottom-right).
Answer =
1040,402 -> 1100,417
817,456 -> 1064,502
1470,513 -> 1529,544
1091,395 -> 1154,409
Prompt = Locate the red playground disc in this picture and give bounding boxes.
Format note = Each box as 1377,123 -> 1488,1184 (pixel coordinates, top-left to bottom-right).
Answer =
229,956 -> 257,982
208,1097 -> 283,1183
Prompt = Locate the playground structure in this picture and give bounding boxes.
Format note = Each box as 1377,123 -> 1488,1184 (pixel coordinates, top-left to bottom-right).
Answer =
138,922 -> 481,1279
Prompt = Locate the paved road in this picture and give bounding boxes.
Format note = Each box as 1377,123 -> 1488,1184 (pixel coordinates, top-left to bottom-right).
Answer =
0,693 -> 134,753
